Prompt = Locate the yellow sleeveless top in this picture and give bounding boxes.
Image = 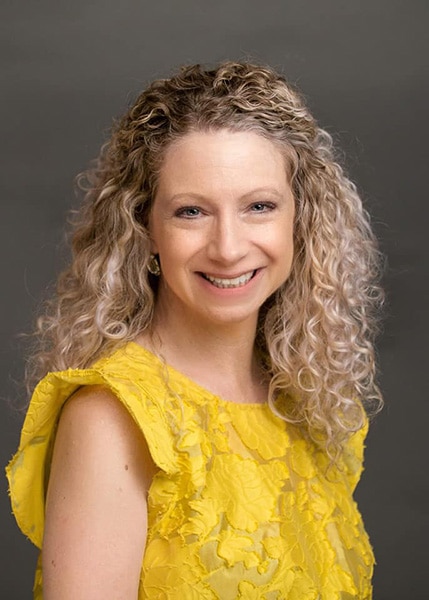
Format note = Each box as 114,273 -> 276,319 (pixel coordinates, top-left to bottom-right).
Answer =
6,342 -> 374,599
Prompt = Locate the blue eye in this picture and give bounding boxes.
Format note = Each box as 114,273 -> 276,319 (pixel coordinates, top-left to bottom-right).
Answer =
176,206 -> 201,218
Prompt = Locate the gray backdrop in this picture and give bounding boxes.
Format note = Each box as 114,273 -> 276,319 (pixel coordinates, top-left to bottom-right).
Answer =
1,1 -> 428,598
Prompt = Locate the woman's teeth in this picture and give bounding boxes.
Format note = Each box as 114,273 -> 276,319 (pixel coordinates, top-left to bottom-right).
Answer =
203,271 -> 255,288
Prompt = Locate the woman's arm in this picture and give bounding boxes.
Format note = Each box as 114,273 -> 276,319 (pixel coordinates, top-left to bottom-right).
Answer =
42,385 -> 156,600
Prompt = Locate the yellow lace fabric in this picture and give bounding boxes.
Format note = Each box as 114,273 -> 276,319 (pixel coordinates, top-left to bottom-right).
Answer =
6,342 -> 374,599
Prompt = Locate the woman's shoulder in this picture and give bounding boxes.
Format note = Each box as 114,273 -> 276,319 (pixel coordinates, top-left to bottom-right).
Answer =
60,383 -> 139,433
93,341 -> 159,377
26,342 -> 167,427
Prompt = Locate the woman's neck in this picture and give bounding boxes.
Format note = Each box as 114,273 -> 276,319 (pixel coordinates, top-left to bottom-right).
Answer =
137,308 -> 267,404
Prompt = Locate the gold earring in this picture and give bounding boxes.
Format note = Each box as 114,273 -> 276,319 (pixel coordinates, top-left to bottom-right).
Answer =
147,254 -> 161,276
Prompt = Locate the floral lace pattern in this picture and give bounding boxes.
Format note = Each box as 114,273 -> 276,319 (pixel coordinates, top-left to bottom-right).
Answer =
6,342 -> 374,599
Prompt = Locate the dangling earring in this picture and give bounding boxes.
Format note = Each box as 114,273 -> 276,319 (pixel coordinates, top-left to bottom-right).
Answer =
147,253 -> 161,276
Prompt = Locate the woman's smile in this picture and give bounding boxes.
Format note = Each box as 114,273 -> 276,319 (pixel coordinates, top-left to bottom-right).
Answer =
200,269 -> 256,289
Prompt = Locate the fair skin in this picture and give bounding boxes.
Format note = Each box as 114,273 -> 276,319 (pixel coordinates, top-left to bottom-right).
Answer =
43,129 -> 295,597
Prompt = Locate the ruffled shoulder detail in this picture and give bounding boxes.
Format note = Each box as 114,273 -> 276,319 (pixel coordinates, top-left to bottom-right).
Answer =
5,344 -> 178,549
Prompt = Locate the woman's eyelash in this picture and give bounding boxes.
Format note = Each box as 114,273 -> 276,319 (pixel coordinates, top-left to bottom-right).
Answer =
174,202 -> 277,218
250,201 -> 277,212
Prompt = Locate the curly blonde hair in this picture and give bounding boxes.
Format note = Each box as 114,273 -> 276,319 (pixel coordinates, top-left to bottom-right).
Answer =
29,61 -> 383,456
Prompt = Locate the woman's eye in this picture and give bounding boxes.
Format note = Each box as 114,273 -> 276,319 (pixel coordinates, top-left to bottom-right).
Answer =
175,206 -> 202,218
250,202 -> 276,213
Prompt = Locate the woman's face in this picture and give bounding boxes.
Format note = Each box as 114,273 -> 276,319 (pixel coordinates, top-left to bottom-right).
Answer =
149,129 -> 295,331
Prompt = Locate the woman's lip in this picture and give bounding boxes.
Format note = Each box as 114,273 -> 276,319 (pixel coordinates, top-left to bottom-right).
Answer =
198,269 -> 258,279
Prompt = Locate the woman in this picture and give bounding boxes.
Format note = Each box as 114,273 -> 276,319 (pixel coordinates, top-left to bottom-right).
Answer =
7,62 -> 383,599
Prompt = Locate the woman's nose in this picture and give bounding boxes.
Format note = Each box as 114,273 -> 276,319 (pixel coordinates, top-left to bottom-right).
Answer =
206,215 -> 247,264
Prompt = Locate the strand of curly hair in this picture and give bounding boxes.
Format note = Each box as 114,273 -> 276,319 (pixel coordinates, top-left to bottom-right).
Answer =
27,61 -> 384,459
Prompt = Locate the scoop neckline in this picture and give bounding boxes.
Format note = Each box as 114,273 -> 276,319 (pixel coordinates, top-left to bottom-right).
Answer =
126,340 -> 270,409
